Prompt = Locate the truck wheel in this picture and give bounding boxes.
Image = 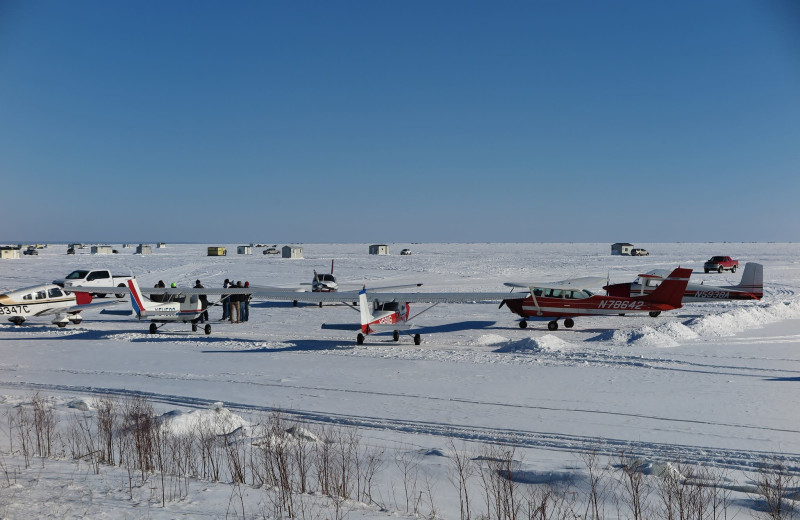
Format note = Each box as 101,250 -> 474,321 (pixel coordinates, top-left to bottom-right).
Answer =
717,266 -> 723,273
731,265 -> 737,273
115,284 -> 126,298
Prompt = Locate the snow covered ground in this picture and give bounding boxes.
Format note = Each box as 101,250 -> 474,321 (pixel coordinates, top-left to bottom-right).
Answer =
1,242 -> 799,518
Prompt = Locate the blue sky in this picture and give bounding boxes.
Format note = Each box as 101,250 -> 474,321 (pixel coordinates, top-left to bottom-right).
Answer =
1,1 -> 798,243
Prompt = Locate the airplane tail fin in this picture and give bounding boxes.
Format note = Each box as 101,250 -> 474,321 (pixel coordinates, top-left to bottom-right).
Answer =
639,267 -> 692,308
736,262 -> 763,299
126,278 -> 151,317
359,288 -> 375,333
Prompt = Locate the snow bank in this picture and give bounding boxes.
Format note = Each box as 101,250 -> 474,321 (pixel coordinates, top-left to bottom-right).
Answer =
686,300 -> 800,337
475,334 -> 509,345
495,334 -> 574,353
159,402 -> 249,437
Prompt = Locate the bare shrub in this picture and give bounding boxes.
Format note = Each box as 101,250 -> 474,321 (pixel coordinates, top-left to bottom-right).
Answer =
616,453 -> 651,520
755,458 -> 798,520
448,439 -> 476,520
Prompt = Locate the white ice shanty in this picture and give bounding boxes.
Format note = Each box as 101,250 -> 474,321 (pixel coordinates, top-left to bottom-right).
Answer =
369,244 -> 389,255
237,246 -> 252,255
91,245 -> 113,255
136,244 -> 152,255
611,243 -> 634,256
0,247 -> 20,259
282,245 -> 303,259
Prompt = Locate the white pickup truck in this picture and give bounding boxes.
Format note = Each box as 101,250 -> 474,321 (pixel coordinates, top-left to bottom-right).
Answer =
53,269 -> 133,298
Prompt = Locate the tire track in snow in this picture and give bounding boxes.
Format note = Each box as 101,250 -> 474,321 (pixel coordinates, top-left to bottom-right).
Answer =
2,380 -> 800,475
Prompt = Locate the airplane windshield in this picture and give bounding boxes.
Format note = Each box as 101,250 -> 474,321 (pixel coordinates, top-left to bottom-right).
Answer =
66,270 -> 90,279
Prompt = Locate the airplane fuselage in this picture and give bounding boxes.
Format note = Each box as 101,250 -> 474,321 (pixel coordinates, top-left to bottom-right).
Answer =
605,281 -> 760,302
504,293 -> 675,320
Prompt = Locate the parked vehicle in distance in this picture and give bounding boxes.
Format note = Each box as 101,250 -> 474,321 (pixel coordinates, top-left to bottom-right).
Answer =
53,269 -> 133,298
631,248 -> 649,256
263,247 -> 279,255
704,256 -> 739,273
400,248 -> 412,256
23,247 -> 38,256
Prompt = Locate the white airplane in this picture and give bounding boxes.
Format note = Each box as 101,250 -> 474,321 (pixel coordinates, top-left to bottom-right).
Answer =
0,284 -> 122,327
125,278 -> 210,334
309,260 -> 338,293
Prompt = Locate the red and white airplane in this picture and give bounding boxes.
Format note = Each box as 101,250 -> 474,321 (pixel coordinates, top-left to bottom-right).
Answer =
0,283 -> 122,327
603,262 -> 763,302
500,267 -> 693,330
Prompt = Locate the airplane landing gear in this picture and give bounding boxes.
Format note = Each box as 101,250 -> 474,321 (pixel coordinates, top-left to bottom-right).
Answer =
149,323 -> 157,334
192,322 -> 198,332
414,334 -> 421,345
9,317 -> 25,326
204,324 -> 211,335
649,311 -> 661,317
519,320 -> 528,329
356,333 -> 365,345
393,330 -> 400,342
319,302 -> 323,308
564,318 -> 574,328
293,300 -> 298,307
547,320 -> 559,331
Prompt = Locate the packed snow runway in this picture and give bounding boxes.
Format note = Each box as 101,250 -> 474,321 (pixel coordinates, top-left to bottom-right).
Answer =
1,242 -> 799,518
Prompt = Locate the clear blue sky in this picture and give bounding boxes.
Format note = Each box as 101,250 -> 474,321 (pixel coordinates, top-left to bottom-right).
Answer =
1,1 -> 798,243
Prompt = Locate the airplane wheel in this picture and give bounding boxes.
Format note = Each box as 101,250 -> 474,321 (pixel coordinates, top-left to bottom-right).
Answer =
649,311 -> 661,317
393,330 -> 399,342
356,333 -> 364,345
192,322 -> 198,332
319,302 -> 323,308
547,321 -> 558,331
10,318 -> 24,326
71,319 -> 82,325
564,318 -> 574,328
717,266 -> 723,273
204,324 -> 211,335
518,320 -> 528,329
731,265 -> 737,273
57,322 -> 67,328
293,300 -> 298,307
115,284 -> 126,298
96,293 -> 106,298
414,334 -> 421,345
149,323 -> 157,334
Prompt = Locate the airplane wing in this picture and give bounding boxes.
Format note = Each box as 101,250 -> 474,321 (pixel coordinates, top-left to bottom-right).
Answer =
88,284 -> 527,304
32,299 -> 125,317
503,276 -> 607,290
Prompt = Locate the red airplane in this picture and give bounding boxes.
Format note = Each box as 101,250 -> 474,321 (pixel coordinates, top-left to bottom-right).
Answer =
500,267 -> 692,330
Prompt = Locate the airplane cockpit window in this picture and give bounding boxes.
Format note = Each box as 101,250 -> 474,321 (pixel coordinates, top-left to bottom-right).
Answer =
375,301 -> 400,312
646,279 -> 661,288
48,288 -> 63,298
23,293 -> 33,300
532,288 -> 543,297
567,290 -> 591,299
36,290 -> 47,300
319,274 -> 335,282
544,289 -> 562,298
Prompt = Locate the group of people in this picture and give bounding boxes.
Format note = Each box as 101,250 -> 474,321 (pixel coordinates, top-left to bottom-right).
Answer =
221,279 -> 251,323
150,278 -> 249,325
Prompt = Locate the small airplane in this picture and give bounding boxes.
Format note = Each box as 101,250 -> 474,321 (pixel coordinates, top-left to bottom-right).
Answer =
604,262 -> 763,302
125,278 -> 210,334
500,267 -> 692,330
310,260 -> 338,293
0,283 -> 122,327
296,260 -> 338,307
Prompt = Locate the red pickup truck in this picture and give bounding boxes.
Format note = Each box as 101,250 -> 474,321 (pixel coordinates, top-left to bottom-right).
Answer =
704,256 -> 739,273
